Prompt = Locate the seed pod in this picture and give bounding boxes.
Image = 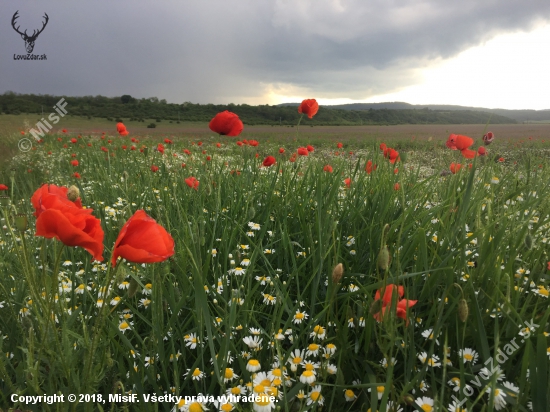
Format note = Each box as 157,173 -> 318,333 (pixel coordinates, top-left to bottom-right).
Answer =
524,234 -> 533,250
248,206 -> 256,220
67,185 -> 80,202
332,263 -> 344,284
128,278 -> 139,298
458,298 -> 469,322
14,214 -> 28,231
377,245 -> 390,271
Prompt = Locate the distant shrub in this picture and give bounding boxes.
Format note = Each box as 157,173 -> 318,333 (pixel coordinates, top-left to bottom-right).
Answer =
147,123 -> 156,128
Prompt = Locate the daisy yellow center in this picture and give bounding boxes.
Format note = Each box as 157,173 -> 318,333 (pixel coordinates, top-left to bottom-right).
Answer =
313,325 -> 324,334
345,389 -> 355,397
188,403 -> 202,412
464,354 -> 473,361
230,387 -> 241,395
221,404 -> 232,412
308,343 -> 319,351
254,384 -> 265,393
428,359 -> 437,366
539,287 -> 549,296
302,370 -> 314,377
494,389 -> 500,397
295,312 -> 304,319
224,368 -> 234,379
421,405 -> 432,412
120,322 -> 129,329
255,394 -> 271,406
192,368 -> 201,377
271,368 -> 282,377
305,363 -> 315,371
272,378 -> 282,386
260,379 -> 271,387
310,391 -> 320,401
267,386 -> 278,397
292,357 -> 302,364
376,386 -> 384,393
248,359 -> 259,367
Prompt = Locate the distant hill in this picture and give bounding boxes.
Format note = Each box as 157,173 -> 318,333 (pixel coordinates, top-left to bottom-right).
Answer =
0,92 -> 521,126
279,102 -> 550,123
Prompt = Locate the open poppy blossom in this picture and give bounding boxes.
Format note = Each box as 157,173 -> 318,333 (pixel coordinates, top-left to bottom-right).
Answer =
323,165 -> 333,173
372,284 -> 417,325
151,165 -> 159,172
297,147 -> 309,156
446,134 -> 476,159
111,210 -> 174,267
116,122 -> 129,136
306,145 -> 314,152
336,142 -> 343,148
344,178 -> 351,188
185,176 -> 199,190
70,160 -> 79,167
297,99 -> 319,119
209,111 -> 244,136
0,184 -> 8,191
384,148 -> 400,164
262,156 -> 276,167
279,147 -> 285,154
483,131 -> 495,145
31,184 -> 83,217
365,160 -> 376,174
450,162 -> 462,174
477,146 -> 487,156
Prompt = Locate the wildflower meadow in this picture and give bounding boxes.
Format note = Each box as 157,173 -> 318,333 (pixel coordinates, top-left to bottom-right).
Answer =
0,102 -> 549,412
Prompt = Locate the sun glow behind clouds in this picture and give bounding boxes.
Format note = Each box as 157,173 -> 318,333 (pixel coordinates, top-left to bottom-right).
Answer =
268,24 -> 550,110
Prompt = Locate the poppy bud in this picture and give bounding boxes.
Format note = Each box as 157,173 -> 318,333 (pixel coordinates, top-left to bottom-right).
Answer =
66,185 -> 80,202
248,206 -> 256,220
10,169 -> 16,179
332,263 -> 344,284
14,214 -> 28,232
377,245 -> 390,271
402,394 -> 415,406
0,196 -> 10,207
128,278 -> 139,298
524,234 -> 533,250
143,146 -> 148,156
458,298 -> 469,322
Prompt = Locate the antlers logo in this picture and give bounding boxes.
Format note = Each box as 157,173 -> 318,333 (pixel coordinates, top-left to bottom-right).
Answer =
12,11 -> 49,54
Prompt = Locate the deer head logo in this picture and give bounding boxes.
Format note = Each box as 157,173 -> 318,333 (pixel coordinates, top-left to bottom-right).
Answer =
11,11 -> 49,54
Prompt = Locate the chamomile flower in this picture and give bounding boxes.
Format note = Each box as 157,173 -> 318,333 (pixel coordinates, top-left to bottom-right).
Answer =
344,389 -> 357,401
185,367 -> 205,381
486,387 -> 508,410
448,400 -> 468,412
307,385 -> 324,406
415,396 -> 434,411
243,336 -> 263,350
246,359 -> 261,372
309,324 -> 326,340
418,352 -> 441,368
223,368 -> 238,383
118,321 -> 132,333
459,348 -> 479,364
287,349 -> 305,372
293,310 -> 309,324
306,343 -> 320,357
368,385 -> 385,400
184,333 -> 200,349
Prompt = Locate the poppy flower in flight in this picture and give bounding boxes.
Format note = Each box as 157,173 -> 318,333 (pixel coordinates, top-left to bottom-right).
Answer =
446,134 -> 476,159
116,122 -> 129,136
111,210 -> 174,267
372,284 -> 417,325
483,131 -> 495,145
209,111 -> 244,136
298,99 -> 319,119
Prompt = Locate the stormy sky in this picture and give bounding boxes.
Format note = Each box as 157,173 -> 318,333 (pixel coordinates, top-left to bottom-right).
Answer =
1,0 -> 550,109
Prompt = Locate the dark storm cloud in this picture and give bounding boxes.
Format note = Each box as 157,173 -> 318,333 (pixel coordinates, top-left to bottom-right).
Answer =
0,0 -> 548,104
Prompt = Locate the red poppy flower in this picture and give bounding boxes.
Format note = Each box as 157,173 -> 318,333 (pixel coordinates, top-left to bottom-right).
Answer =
36,207 -> 104,262
446,134 -> 476,159
483,131 -> 495,145
249,140 -> 259,147
336,142 -> 343,148
164,138 -> 173,144
297,147 -> 309,156
70,160 -> 79,167
0,184 -> 8,191
365,160 -> 376,174
477,146 -> 487,156
380,143 -> 387,151
450,162 -> 462,174
157,143 -> 165,154
394,168 -> 399,175
20,131 -> 25,135
216,143 -> 221,148
111,210 -> 174,267
498,157 -> 505,162
209,111 -> 244,136
279,147 -> 285,154
385,148 -> 400,164
262,156 -> 276,167
198,141 -> 203,146
236,141 -> 243,146
101,147 -> 108,153
185,176 -> 199,190
62,129 -> 67,133
372,284 -> 417,325
344,178 -> 351,188
130,145 -> 136,151
393,183 -> 400,190
323,165 -> 333,173
116,122 -> 129,136
306,145 -> 314,152
73,172 -> 81,179
297,99 -> 319,119
183,149 -> 191,155
71,138 -> 77,144
547,261 -> 550,271
151,165 -> 159,172
31,184 -> 83,217
122,145 -> 127,150
206,155 -> 211,161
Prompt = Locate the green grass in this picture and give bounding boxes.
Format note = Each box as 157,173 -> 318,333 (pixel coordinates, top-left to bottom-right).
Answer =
0,129 -> 549,412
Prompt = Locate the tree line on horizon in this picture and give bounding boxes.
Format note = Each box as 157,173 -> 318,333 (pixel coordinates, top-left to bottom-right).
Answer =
0,91 -> 517,126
